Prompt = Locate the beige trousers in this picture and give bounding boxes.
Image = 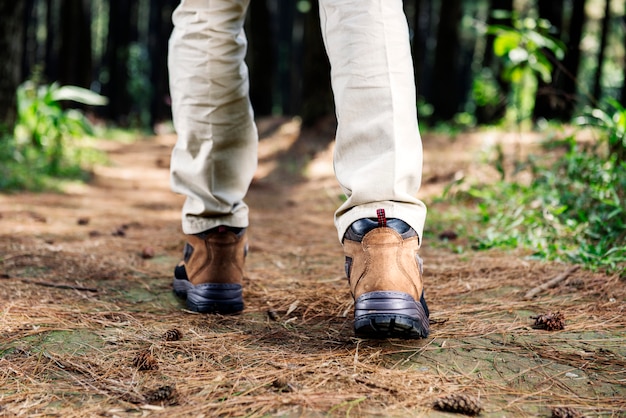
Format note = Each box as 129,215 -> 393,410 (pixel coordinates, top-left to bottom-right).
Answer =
169,0 -> 427,243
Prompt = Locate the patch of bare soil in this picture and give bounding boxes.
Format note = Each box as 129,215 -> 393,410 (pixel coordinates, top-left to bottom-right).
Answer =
1,118 -> 624,417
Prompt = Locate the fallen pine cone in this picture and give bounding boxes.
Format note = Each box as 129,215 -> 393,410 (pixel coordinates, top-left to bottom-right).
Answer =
531,311 -> 565,331
132,350 -> 158,371
433,394 -> 482,416
162,328 -> 183,341
141,247 -> 155,259
272,377 -> 295,393
438,230 -> 458,241
111,227 -> 126,237
267,309 -> 279,321
144,385 -> 177,405
552,406 -> 583,418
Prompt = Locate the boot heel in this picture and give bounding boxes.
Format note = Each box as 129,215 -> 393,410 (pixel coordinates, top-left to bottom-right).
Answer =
174,278 -> 243,314
354,291 -> 429,339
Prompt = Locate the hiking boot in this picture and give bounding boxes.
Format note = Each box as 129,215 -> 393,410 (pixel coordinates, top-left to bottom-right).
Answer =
173,226 -> 247,314
343,209 -> 429,339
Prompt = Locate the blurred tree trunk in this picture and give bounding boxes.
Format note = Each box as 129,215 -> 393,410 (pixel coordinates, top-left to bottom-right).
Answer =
414,0 -> 436,104
247,0 -> 275,116
289,8 -> 305,115
0,1 -> 25,129
102,0 -> 139,125
593,0 -> 611,102
44,0 -> 58,83
476,0 -> 513,124
619,2 -> 626,158
276,2 -> 296,114
59,0 -> 92,89
404,0 -> 422,97
430,0 -> 462,121
559,0 -> 586,119
532,0 -> 565,122
21,0 -> 36,82
148,0 -> 177,128
300,0 -> 333,126
620,1 -> 626,107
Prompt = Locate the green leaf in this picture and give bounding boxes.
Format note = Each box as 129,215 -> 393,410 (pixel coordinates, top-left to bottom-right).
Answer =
508,47 -> 529,64
491,9 -> 513,20
493,32 -> 521,56
508,66 -> 525,83
530,60 -> 553,83
52,85 -> 108,106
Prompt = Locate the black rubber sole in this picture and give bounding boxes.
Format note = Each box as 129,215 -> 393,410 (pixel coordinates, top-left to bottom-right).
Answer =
353,291 -> 429,339
173,277 -> 243,314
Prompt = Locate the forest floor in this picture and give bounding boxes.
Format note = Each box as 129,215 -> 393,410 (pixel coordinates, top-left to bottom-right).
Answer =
0,117 -> 624,417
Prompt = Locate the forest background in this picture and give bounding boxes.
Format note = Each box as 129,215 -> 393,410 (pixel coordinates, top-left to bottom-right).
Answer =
2,0 -> 626,128
0,0 -> 624,273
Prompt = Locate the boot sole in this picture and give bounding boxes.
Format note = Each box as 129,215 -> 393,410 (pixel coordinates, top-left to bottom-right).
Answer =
173,278 -> 244,314
354,291 -> 429,339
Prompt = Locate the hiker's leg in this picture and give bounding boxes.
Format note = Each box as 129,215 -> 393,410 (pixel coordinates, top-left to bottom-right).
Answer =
168,0 -> 254,314
318,0 -> 427,243
168,0 -> 257,234
319,0 -> 429,338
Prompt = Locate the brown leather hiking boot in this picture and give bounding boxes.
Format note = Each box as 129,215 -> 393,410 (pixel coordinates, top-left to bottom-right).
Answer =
343,209 -> 429,338
173,226 -> 247,314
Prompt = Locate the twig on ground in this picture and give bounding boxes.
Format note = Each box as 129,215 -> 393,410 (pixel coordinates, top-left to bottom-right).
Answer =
9,277 -> 99,292
1,253 -> 63,265
524,266 -> 580,300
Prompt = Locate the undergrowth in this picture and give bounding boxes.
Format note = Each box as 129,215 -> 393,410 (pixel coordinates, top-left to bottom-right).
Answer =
0,80 -> 107,191
435,130 -> 625,274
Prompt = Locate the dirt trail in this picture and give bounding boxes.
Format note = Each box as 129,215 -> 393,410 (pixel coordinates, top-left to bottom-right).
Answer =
1,118 -> 624,417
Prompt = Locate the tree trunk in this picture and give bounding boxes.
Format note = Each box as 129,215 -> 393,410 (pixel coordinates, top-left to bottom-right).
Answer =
532,0 -> 565,122
560,0 -> 586,119
593,0 -> 611,102
102,0 -> 138,125
148,0 -> 177,128
403,0 -> 423,99
21,0 -> 36,82
476,0 -> 513,124
414,0 -> 436,104
430,0 -> 463,121
246,0 -> 275,117
300,0 -> 333,126
59,0 -> 92,88
620,0 -> 626,107
45,0 -> 59,83
0,2 -> 25,129
276,2 -> 296,114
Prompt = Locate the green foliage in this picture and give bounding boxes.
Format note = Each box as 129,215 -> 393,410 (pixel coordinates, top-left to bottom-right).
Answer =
577,98 -> 626,161
442,129 -> 625,273
490,16 -> 564,84
0,81 -> 107,191
472,69 -> 501,108
126,42 -> 152,128
477,159 -> 622,266
488,12 -> 565,125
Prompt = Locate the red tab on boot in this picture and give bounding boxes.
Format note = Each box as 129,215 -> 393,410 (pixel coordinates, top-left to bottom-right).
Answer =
376,209 -> 387,227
